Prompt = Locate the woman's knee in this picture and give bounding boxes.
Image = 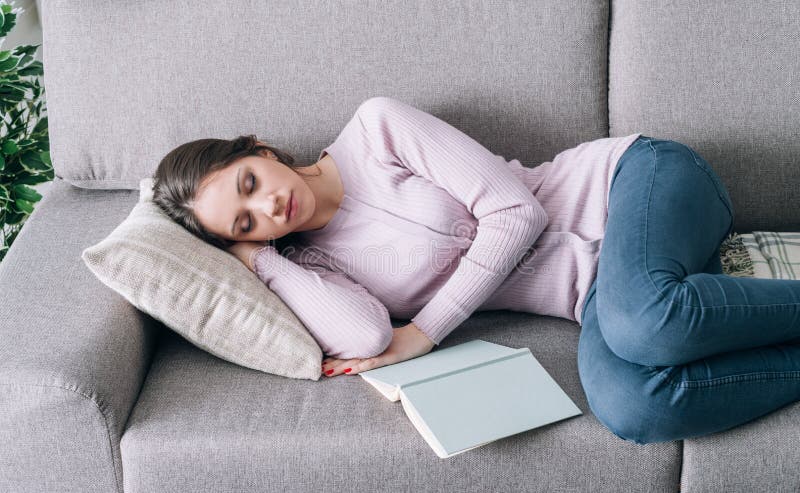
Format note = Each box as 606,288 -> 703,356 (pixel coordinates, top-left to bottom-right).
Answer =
596,278 -> 711,367
594,289 -> 665,366
578,333 -> 680,444
578,314 -> 677,444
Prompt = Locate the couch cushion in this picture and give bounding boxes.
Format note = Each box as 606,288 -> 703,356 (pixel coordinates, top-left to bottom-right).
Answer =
0,178 -> 160,493
120,312 -> 681,492
42,0 -> 613,190
81,178 -> 323,381
680,405 -> 800,493
608,0 -> 800,233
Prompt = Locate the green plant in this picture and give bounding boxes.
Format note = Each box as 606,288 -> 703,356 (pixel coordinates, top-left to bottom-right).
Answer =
0,0 -> 50,263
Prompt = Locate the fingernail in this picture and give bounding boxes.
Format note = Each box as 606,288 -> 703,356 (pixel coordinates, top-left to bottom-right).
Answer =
326,369 -> 334,375
344,368 -> 351,373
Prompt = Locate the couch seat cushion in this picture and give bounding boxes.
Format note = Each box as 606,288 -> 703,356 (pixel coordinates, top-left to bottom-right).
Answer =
121,312 -> 681,492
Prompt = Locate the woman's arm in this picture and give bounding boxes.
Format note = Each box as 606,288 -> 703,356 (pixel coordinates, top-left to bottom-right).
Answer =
231,242 -> 436,377
355,96 -> 550,345
243,244 -> 395,360
322,321 -> 435,378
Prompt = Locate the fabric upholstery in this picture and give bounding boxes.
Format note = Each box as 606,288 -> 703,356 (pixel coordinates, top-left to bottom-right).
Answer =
0,178 -> 160,493
609,0 -> 800,233
41,0 -> 613,191
121,313 -> 681,492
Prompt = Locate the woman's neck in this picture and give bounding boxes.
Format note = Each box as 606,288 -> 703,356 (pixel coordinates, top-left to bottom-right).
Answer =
300,153 -> 343,231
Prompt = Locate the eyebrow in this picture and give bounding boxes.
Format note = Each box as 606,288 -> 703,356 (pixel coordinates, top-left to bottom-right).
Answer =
230,167 -> 241,237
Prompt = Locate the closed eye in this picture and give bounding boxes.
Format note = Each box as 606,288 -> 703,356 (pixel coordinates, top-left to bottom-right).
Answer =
243,173 -> 255,233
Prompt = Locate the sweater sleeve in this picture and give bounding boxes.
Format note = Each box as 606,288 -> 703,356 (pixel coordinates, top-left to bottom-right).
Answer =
355,96 -> 549,345
250,245 -> 394,359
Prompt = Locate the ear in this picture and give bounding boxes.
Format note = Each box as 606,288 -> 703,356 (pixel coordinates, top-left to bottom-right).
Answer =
256,141 -> 278,160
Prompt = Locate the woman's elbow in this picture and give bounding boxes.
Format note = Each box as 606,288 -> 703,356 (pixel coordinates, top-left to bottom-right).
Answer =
353,318 -> 393,359
516,201 -> 549,241
527,198 -> 549,228
329,320 -> 393,360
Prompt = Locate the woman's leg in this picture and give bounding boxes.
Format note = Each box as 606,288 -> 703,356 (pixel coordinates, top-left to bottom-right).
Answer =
595,136 -> 800,367
578,278 -> 800,444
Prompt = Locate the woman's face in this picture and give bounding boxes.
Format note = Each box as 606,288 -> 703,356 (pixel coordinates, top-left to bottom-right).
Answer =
192,150 -> 315,243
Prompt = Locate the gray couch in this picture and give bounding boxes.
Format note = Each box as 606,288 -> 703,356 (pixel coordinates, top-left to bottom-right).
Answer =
2,1 -> 799,492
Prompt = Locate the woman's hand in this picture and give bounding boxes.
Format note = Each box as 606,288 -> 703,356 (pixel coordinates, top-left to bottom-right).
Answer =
321,322 -> 436,377
226,241 -> 268,272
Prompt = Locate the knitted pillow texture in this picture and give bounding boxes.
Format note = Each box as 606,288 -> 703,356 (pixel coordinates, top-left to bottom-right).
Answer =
81,177 -> 323,380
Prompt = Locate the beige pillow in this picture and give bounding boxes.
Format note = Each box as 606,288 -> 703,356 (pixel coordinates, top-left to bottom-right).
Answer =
81,177 -> 323,380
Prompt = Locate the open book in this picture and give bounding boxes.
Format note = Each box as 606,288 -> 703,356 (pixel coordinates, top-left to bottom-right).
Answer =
359,339 -> 582,458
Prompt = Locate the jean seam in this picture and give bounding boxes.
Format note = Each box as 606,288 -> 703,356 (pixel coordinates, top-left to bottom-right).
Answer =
677,141 -> 735,239
645,140 -> 767,310
680,141 -> 735,223
645,139 -> 662,304
665,370 -> 800,389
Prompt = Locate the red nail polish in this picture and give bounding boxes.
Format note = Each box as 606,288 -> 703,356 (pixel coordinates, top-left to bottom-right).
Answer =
326,369 -> 334,375
344,368 -> 351,373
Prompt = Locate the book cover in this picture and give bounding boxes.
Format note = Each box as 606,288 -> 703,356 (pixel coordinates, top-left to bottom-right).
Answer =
360,339 -> 582,458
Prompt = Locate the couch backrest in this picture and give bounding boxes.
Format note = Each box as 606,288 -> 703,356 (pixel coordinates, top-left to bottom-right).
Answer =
40,0 -> 610,188
609,0 -> 800,232
40,1 -> 798,231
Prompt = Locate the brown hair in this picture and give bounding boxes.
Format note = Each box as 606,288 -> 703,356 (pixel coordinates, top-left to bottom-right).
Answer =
152,134 -> 320,254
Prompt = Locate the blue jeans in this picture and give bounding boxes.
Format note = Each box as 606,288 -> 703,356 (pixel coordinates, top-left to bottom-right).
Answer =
577,135 -> 800,444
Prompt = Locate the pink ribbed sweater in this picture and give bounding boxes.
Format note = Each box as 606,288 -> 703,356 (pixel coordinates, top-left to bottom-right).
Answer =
251,96 -> 641,359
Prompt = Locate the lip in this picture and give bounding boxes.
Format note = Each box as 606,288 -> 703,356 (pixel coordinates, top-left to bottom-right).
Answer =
286,192 -> 294,221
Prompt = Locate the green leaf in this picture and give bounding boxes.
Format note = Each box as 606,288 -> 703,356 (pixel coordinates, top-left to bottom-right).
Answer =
1,139 -> 19,155
4,120 -> 27,140
0,50 -> 11,62
14,173 -> 50,186
0,184 -> 7,201
1,4 -> 12,14
33,115 -> 48,134
0,152 -> 4,171
0,54 -> 20,72
40,150 -> 50,166
0,85 -> 25,101
17,62 -> 43,77
4,209 -> 25,225
0,13 -> 17,37
12,183 -> 41,203
13,44 -> 39,57
13,198 -> 34,214
20,151 -> 48,171
1,80 -> 30,92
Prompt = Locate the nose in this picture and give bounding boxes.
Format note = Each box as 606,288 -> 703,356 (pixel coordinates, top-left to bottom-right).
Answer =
257,195 -> 281,219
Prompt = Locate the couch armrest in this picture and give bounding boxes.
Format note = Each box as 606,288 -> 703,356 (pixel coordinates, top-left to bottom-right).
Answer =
0,182 -> 160,493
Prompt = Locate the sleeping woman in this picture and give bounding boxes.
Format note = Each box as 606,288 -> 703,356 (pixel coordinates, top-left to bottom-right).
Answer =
151,96 -> 800,445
